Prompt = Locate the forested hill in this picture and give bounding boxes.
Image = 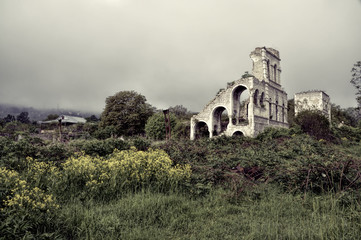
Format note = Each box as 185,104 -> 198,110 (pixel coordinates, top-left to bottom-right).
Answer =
0,103 -> 100,121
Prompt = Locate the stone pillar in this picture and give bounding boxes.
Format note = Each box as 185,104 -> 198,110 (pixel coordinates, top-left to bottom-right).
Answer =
190,117 -> 196,140
209,123 -> 214,138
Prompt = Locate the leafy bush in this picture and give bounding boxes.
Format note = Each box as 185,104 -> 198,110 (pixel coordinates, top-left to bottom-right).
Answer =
69,138 -> 129,157
294,110 -> 331,140
130,137 -> 151,151
0,166 -> 60,239
145,113 -> 177,140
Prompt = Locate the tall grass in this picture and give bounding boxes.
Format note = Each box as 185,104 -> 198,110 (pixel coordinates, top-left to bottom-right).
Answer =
57,187 -> 361,240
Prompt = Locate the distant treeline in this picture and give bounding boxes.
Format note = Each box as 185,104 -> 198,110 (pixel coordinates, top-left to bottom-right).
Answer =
0,103 -> 100,121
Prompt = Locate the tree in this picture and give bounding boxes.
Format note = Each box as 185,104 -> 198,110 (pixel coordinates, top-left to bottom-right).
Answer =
294,110 -> 331,140
351,61 -> 361,107
44,114 -> 59,121
4,114 -> 15,123
16,112 -> 31,124
169,105 -> 192,119
145,113 -> 177,140
100,91 -> 154,136
85,115 -> 99,122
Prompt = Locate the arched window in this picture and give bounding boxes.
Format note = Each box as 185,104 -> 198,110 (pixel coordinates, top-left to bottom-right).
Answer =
254,89 -> 259,106
274,64 -> 277,83
267,61 -> 270,79
260,92 -> 265,107
269,98 -> 272,119
275,101 -> 279,121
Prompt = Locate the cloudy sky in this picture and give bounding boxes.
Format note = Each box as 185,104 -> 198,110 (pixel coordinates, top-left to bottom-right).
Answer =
1,0 -> 360,113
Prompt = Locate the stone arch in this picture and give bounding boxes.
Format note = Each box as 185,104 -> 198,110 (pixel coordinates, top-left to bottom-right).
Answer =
231,85 -> 250,125
195,121 -> 209,139
232,131 -> 244,137
212,106 -> 229,136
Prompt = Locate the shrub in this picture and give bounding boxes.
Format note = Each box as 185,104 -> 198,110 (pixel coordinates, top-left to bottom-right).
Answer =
0,166 -> 60,239
53,148 -> 191,200
294,110 -> 331,140
130,137 -> 151,151
145,113 -> 177,140
69,138 -> 129,157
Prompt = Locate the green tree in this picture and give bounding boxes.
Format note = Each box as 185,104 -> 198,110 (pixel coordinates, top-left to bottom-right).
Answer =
351,61 -> 361,107
44,114 -> 59,121
85,115 -> 99,122
16,112 -> 30,124
4,114 -> 15,123
169,105 -> 192,119
145,113 -> 177,140
294,110 -> 331,140
100,91 -> 154,136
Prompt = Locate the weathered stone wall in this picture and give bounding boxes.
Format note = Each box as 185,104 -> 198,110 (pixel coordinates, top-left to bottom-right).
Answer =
294,91 -> 331,122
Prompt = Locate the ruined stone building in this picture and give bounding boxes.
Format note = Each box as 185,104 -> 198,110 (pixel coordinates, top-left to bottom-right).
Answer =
294,91 -> 331,123
190,47 -> 289,139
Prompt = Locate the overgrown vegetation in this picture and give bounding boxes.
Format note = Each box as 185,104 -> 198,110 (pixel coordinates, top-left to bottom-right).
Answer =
1,101 -> 361,239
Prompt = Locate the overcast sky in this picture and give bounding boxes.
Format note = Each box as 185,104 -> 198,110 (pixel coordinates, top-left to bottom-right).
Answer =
1,0 -> 361,113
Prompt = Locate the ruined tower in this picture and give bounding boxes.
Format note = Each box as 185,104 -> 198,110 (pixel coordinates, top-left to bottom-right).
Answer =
294,90 -> 331,123
190,47 -> 289,139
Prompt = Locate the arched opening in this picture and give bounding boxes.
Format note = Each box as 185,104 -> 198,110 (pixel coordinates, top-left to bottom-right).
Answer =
254,89 -> 259,106
276,101 -> 279,121
269,98 -> 272,119
232,85 -> 250,125
232,131 -> 244,137
260,92 -> 265,108
282,103 -> 285,122
267,60 -> 270,79
212,106 -> 229,136
195,121 -> 209,139
274,64 -> 277,83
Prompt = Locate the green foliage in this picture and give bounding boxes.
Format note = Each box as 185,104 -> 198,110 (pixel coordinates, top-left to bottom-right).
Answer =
173,120 -> 190,139
294,110 -> 331,140
44,114 -> 59,121
69,138 -> 129,157
331,104 -> 358,127
332,125 -> 361,142
85,114 -> 99,122
57,189 -> 361,240
92,125 -> 117,139
350,61 -> 361,107
100,91 -> 154,136
16,112 -> 31,124
0,165 -> 60,239
169,105 -> 192,120
287,99 -> 295,125
129,137 -> 151,151
145,113 -> 177,140
52,148 -> 191,201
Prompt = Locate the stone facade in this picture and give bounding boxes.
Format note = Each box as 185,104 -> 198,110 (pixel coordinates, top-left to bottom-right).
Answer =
294,91 -> 331,122
190,47 -> 289,139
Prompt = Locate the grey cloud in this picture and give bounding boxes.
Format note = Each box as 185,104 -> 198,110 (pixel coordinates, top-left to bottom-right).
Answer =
0,0 -> 360,113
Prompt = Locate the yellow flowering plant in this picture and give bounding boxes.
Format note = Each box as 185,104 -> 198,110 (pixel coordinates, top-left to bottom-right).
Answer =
54,147 -> 192,200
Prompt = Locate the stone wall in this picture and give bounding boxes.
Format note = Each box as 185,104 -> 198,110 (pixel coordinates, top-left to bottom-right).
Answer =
294,91 -> 331,122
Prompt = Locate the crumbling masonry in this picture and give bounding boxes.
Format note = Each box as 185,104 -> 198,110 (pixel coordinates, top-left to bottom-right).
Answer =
190,47 -> 289,139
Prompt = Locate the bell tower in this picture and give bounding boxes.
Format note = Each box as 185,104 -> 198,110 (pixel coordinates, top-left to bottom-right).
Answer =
250,47 -> 281,86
